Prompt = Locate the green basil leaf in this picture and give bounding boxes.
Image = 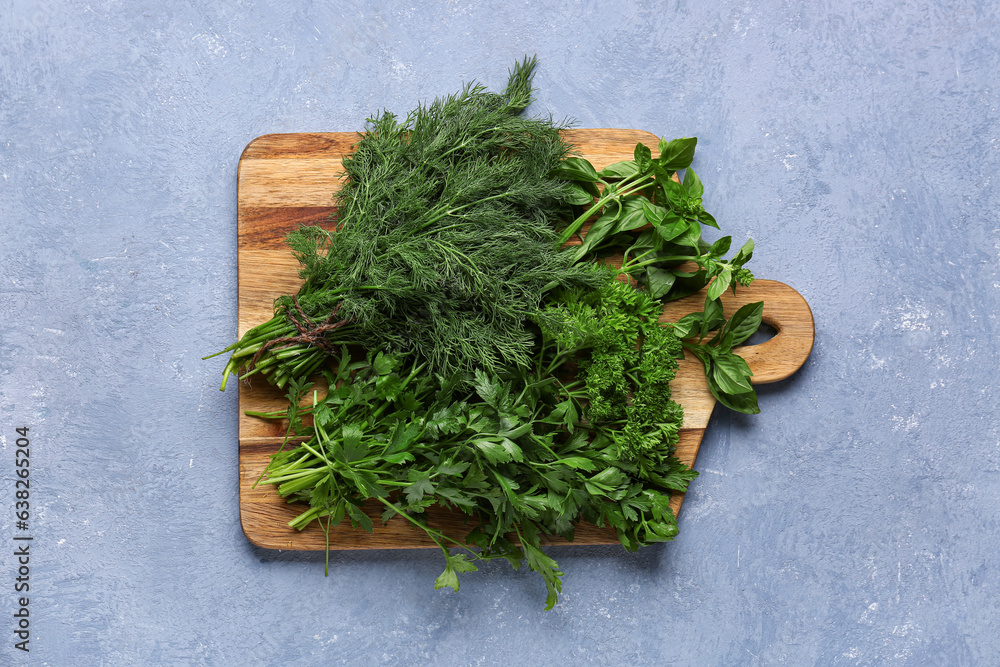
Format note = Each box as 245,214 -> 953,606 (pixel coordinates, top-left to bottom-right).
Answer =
662,268 -> 709,301
642,199 -> 667,226
552,157 -> 599,182
682,167 -> 704,198
688,343 -> 712,371
659,175 -> 687,207
732,238 -> 754,265
703,297 -> 724,330
576,210 -> 620,256
608,233 -> 635,248
674,219 -> 703,249
634,142 -> 653,173
655,212 -> 689,243
706,267 -> 732,301
698,210 -> 719,229
671,312 -> 703,339
581,178 -> 602,198
632,228 -> 658,250
708,382 -> 761,414
617,196 -> 648,232
725,301 -> 764,346
562,181 -> 595,205
728,351 -> 753,377
598,160 -> 639,180
646,267 -> 676,299
712,360 -> 752,395
717,330 -> 735,354
657,137 -> 697,170
651,161 -> 677,185
709,235 -> 732,257
716,352 -> 753,388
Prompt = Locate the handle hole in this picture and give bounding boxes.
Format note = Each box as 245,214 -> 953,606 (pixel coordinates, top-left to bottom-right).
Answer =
741,322 -> 777,346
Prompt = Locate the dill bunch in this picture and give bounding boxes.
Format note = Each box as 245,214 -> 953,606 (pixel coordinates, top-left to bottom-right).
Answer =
214,57 -> 598,388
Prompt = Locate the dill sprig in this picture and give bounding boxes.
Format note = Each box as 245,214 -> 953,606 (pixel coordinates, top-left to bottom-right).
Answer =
214,56 -> 597,389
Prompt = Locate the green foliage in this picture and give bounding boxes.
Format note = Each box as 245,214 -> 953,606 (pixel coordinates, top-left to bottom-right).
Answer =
558,141 -> 755,305
536,274 -> 685,461
216,56 -> 598,388
550,136 -> 764,413
255,303 -> 696,609
675,300 -> 764,413
210,57 -> 772,609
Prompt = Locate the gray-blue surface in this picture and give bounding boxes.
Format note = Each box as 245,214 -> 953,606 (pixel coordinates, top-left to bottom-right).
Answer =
2,1 -> 997,664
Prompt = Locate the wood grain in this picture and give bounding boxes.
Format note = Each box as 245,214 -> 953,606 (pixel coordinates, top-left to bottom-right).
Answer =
235,131 -> 814,551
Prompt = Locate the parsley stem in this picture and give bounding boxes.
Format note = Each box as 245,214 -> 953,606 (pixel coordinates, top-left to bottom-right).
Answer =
374,497 -> 472,551
322,515 -> 332,576
260,468 -> 324,484
277,472 -> 329,496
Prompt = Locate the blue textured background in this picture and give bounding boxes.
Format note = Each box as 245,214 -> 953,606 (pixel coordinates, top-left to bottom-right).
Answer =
2,1 -> 998,664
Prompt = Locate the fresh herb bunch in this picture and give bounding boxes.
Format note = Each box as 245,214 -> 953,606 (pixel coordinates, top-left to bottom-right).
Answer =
211,57 -> 768,608
251,267 -> 694,609
535,275 -> 685,460
551,137 -> 763,411
211,57 -> 598,390
554,139 -> 754,302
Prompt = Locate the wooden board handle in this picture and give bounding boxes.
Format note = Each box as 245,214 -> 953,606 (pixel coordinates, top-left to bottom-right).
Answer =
723,279 -> 814,384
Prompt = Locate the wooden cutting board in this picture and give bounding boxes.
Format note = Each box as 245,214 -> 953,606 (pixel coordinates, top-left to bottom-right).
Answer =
235,130 -> 814,551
